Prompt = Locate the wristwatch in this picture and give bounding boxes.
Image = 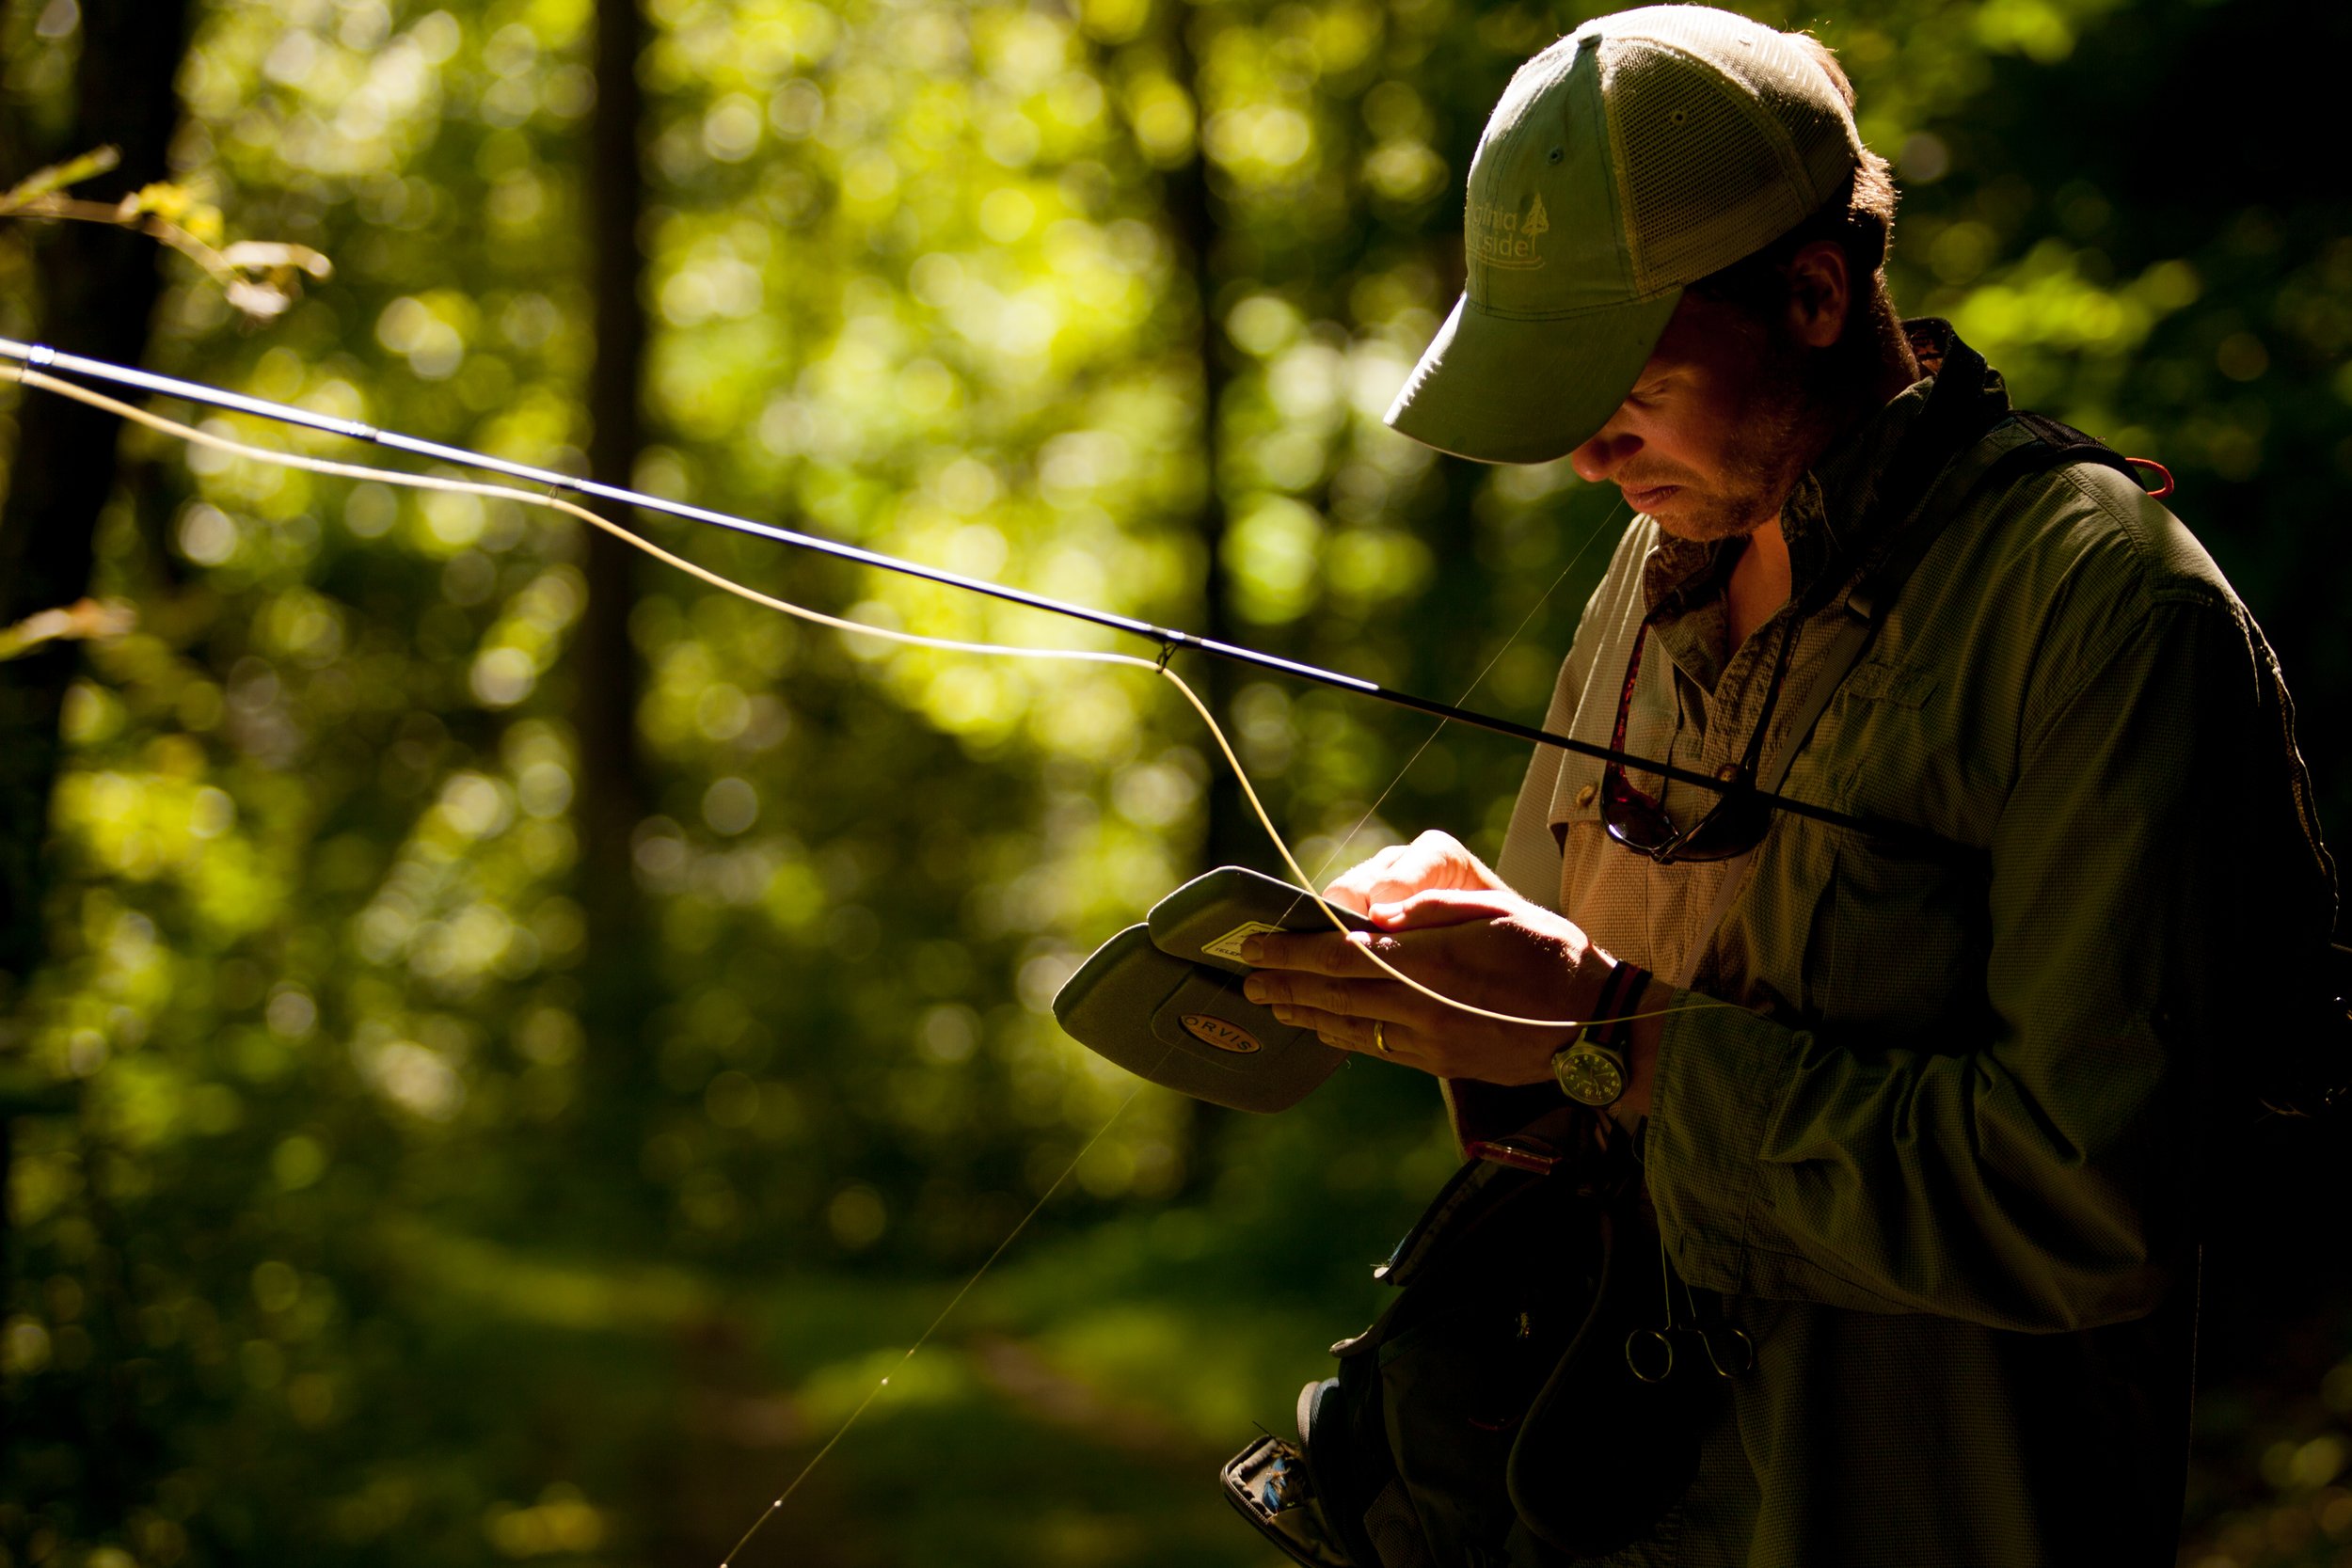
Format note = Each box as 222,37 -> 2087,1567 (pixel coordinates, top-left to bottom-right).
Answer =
1550,960 -> 1648,1109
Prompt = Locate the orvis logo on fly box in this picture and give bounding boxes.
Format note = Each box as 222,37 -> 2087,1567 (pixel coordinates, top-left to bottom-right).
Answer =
1181,1014 -> 1263,1054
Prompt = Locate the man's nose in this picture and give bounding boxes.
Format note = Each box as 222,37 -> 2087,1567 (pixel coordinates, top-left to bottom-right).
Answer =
1570,423 -> 1640,483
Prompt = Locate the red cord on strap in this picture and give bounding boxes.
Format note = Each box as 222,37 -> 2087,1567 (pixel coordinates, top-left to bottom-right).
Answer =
2125,456 -> 2175,499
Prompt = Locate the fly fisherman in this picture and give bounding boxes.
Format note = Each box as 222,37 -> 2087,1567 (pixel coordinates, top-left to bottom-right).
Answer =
1238,6 -> 2337,1561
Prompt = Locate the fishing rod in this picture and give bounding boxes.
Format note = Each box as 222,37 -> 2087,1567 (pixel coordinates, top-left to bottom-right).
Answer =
0,334 -> 1885,838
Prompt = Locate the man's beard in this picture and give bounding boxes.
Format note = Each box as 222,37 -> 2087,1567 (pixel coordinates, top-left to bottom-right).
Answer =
1648,325 -> 1827,544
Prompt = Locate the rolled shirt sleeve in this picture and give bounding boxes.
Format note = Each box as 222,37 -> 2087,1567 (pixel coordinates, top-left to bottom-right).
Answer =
1646,587 -> 2311,1333
1490,363 -> 2339,1559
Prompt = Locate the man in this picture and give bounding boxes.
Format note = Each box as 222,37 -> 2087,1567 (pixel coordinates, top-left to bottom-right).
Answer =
1239,6 -> 2337,1563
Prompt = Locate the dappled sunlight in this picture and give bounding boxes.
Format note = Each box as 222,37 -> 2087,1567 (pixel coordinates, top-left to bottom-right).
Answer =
3,0 -> 2346,1562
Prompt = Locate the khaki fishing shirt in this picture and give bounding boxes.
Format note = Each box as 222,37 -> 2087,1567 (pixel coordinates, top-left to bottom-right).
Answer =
1489,341 -> 2336,1565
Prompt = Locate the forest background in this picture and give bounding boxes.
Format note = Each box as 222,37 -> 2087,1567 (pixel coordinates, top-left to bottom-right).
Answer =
2,0 -> 2348,1563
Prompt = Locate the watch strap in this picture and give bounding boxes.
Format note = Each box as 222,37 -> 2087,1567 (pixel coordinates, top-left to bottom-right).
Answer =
1549,959 -> 1649,1106
1578,959 -> 1650,1055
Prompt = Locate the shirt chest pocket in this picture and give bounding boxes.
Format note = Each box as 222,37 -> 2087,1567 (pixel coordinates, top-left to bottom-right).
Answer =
1809,657 -> 1960,831
1838,658 -> 1935,709
1549,657 -> 1691,841
1549,751 -> 1609,840
1803,837 -> 1994,1047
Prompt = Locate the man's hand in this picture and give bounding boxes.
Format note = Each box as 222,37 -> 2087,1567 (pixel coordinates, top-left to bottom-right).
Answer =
1315,829 -> 1511,915
1241,885 -> 1613,1087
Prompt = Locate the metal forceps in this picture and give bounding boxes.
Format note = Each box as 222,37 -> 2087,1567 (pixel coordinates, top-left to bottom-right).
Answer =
1625,1234 -> 1755,1383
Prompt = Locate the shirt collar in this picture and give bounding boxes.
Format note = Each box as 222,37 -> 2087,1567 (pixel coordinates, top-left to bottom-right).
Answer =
1637,321 -> 1993,618
1782,376 -> 1931,605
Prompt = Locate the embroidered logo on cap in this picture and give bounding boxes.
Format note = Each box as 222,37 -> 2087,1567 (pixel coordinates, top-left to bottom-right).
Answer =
1468,192 -> 1549,271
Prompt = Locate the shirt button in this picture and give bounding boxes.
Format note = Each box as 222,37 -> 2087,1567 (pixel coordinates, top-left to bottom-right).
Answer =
1574,783 -> 1598,809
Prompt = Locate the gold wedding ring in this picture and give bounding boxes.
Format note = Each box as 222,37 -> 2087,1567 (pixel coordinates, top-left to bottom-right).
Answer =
1373,1020 -> 1391,1054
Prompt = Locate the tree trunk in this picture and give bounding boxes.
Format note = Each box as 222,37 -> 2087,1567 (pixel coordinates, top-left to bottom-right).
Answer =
1159,2 -> 1252,876
573,0 -> 659,1164
1154,0 -> 1250,1177
0,0 -> 195,1497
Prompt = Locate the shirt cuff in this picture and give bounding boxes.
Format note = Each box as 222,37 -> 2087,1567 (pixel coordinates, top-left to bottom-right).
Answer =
1645,990 -> 1804,1295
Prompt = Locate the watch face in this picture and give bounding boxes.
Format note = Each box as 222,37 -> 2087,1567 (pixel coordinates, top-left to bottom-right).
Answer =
1553,1045 -> 1627,1107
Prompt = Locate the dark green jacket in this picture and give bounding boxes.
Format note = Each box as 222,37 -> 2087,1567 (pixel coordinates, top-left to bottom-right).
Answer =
1492,345 -> 2337,1565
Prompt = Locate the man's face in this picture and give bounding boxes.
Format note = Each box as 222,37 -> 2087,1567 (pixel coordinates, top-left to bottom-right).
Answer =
1567,292 -> 1816,543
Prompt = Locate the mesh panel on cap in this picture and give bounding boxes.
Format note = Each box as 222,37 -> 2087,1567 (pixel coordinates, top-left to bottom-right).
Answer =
1658,15 -> 1860,196
1606,38 -> 1806,293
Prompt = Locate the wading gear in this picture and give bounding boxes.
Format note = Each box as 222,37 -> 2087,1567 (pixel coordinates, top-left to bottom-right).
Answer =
1222,1112 -> 1727,1567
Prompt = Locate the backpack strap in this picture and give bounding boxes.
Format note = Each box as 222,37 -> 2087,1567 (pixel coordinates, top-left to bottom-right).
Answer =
2002,409 -> 2170,495
1756,401 -> 2156,807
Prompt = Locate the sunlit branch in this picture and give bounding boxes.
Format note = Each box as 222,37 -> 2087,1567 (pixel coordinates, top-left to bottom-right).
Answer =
0,147 -> 331,321
0,597 -> 135,663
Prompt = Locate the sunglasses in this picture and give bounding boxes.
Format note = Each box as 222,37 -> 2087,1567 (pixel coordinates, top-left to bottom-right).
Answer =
1600,615 -> 1798,864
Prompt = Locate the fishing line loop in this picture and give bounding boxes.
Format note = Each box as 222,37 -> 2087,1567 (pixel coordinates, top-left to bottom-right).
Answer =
6,356 -> 1760,1568
7,357 -> 1720,1031
0,337 -> 1899,834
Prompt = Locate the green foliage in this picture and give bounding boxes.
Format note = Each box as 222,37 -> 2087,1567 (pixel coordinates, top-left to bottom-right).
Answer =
0,147 -> 123,215
0,144 -> 333,320
2,0 -> 2347,1564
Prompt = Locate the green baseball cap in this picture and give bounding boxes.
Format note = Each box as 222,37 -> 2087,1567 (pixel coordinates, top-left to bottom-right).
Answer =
1386,6 -> 1870,465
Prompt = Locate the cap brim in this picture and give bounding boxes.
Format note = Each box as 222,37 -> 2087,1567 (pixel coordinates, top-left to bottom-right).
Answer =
1384,288 -> 1682,465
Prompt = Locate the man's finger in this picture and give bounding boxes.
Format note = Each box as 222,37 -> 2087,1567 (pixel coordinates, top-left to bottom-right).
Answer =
1322,858 -> 1422,913
1267,1002 -> 1358,1045
1370,887 -> 1522,929
1267,1002 -> 1424,1065
1244,970 -> 1401,1018
1319,830 -> 1499,915
1240,927 -> 1398,974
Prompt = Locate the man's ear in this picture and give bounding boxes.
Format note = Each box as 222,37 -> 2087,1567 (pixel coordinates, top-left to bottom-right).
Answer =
1784,240 -> 1851,349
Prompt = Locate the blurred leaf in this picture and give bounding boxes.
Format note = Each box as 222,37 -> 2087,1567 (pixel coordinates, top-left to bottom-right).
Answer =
216,239 -> 331,279
0,144 -> 119,214
0,598 -> 136,662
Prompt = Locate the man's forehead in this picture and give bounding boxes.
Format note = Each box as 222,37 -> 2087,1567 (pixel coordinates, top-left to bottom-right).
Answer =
1640,293 -> 1756,372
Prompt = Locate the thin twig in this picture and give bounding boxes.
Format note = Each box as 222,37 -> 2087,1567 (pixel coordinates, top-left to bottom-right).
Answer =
0,155 -> 330,321
0,598 -> 135,663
